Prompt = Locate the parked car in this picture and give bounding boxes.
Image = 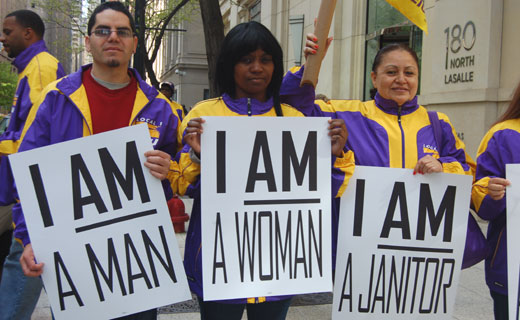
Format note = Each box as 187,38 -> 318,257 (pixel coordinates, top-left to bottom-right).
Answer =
0,115 -> 9,135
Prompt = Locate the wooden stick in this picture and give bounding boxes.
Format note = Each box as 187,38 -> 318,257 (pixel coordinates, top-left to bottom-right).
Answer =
300,0 -> 338,88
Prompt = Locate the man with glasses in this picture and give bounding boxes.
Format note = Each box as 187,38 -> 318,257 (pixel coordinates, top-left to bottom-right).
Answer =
14,2 -> 182,319
0,9 -> 65,320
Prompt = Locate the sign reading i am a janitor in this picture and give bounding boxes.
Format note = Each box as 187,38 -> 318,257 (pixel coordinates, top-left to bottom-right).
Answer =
333,166 -> 472,319
9,124 -> 190,320
200,117 -> 332,301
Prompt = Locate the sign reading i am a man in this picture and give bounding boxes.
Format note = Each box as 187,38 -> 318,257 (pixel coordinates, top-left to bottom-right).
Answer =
200,117 -> 332,301
9,124 -> 190,320
333,166 -> 472,319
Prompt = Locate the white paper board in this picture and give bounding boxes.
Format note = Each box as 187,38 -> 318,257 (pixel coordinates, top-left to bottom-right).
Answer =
200,116 -> 332,301
333,166 -> 472,319
507,164 -> 520,320
9,124 -> 190,320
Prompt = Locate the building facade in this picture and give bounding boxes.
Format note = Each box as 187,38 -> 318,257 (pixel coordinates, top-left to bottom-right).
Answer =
0,0 -> 75,74
156,6 -> 209,110
221,0 -> 520,157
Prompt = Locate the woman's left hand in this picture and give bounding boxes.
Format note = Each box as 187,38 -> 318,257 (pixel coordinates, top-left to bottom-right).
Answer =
329,119 -> 347,157
414,155 -> 442,175
144,150 -> 171,180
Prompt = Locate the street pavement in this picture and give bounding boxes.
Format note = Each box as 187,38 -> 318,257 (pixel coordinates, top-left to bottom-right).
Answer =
30,199 -> 494,320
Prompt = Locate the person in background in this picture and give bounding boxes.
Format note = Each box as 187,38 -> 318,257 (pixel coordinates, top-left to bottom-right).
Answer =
160,81 -> 185,121
16,2 -> 180,319
173,21 -> 353,320
472,81 -> 520,320
160,81 -> 174,101
0,9 -> 65,320
281,35 -> 475,269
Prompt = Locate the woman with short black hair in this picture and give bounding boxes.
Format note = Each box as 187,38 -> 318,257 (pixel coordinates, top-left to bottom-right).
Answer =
173,21 -> 353,320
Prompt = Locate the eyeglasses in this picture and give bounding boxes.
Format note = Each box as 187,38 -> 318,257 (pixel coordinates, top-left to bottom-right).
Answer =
92,28 -> 134,38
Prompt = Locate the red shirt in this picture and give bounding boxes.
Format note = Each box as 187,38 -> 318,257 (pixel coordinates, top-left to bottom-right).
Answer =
82,67 -> 137,134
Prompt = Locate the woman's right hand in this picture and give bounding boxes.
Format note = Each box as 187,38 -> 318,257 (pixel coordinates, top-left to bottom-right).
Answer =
303,32 -> 333,61
184,117 -> 205,156
488,177 -> 510,200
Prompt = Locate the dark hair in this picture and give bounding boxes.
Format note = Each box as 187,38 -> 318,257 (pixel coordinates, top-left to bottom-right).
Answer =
495,82 -> 520,125
370,43 -> 420,99
6,10 -> 45,38
87,1 -> 136,35
215,21 -> 283,116
161,81 -> 175,92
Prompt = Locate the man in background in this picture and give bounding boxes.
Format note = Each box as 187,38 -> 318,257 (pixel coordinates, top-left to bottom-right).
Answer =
160,81 -> 185,121
159,81 -> 175,101
0,9 -> 65,320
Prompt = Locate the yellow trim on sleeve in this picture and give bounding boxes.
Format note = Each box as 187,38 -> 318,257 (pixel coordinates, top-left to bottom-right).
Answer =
177,152 -> 201,196
472,177 -> 490,212
166,160 -> 181,194
0,140 -> 19,155
334,150 -> 355,198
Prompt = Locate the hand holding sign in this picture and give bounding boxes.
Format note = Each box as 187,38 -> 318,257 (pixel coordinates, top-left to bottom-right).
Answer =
143,150 -> 171,180
20,244 -> 44,277
328,119 -> 347,157
487,177 -> 510,200
413,155 -> 443,175
184,117 -> 205,156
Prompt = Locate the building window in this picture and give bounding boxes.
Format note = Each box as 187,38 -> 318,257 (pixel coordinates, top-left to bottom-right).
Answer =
364,0 -> 423,100
289,15 -> 305,66
249,1 -> 261,22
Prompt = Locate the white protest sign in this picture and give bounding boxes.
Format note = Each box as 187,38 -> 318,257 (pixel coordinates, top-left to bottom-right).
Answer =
10,124 -> 190,320
200,116 -> 332,301
333,166 -> 472,319
507,164 -> 520,319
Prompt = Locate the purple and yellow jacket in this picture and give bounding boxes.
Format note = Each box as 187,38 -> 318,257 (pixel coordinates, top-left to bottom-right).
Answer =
172,93 -> 355,303
280,66 -> 475,266
472,119 -> 520,295
12,64 -> 182,246
0,40 -> 65,205
281,66 -> 474,174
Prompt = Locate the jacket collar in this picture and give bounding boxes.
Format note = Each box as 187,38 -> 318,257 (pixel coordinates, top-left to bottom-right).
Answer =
13,40 -> 48,73
373,92 -> 419,116
222,93 -> 274,115
56,64 -> 157,100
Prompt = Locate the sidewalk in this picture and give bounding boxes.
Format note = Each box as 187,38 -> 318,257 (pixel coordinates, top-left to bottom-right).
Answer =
30,199 -> 493,319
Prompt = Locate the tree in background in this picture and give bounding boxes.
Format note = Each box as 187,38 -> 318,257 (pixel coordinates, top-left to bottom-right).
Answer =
130,0 -> 197,87
0,62 -> 17,115
199,0 -> 224,98
35,0 -> 197,87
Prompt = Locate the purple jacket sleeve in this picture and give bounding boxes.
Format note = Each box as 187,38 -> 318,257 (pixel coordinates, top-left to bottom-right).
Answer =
11,93 -> 53,246
280,66 -> 324,117
472,129 -> 518,221
435,115 -> 475,175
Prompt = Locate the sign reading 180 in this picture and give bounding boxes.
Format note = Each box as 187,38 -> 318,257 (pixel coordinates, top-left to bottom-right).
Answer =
444,21 -> 476,85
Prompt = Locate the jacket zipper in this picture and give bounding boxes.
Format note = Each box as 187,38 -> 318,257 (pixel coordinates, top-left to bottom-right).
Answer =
397,106 -> 405,168
490,227 -> 504,268
247,98 -> 252,116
